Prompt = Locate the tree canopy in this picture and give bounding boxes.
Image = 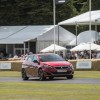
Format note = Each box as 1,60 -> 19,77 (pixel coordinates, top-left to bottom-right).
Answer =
0,0 -> 100,25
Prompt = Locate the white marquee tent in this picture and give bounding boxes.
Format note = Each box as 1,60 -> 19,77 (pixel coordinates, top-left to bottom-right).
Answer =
40,44 -> 66,52
70,43 -> 86,51
58,10 -> 100,25
0,25 -> 75,44
0,25 -> 75,54
70,43 -> 100,51
0,25 -> 54,44
37,26 -> 75,42
37,26 -> 75,52
69,30 -> 100,45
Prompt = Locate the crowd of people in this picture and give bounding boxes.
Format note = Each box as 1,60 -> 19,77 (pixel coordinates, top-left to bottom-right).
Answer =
94,39 -> 100,45
0,50 -> 100,60
66,50 -> 100,60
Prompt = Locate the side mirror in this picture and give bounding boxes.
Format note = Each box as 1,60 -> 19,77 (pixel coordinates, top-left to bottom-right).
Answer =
34,60 -> 40,64
34,60 -> 38,63
66,59 -> 68,61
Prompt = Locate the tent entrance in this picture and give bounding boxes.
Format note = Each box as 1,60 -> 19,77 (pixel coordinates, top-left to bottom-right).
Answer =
29,42 -> 36,53
14,48 -> 29,56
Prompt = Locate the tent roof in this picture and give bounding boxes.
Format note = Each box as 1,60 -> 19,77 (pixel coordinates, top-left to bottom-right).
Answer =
70,43 -> 100,51
40,44 -> 66,52
37,26 -> 75,42
0,25 -> 54,44
58,10 -> 100,25
69,30 -> 100,45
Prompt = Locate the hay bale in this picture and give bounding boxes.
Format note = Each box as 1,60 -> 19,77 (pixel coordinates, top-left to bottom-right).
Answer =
69,60 -> 76,69
0,60 -> 22,71
0,59 -> 100,71
11,61 -> 22,71
69,59 -> 100,71
92,59 -> 100,71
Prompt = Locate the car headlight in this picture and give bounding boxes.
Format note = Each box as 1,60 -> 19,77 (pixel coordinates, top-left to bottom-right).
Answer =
70,65 -> 74,70
44,65 -> 52,68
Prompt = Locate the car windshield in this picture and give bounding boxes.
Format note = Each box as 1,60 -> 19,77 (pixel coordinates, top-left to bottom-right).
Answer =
39,54 -> 65,62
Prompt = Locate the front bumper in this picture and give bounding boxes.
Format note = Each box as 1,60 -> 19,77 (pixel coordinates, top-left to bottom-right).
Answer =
43,70 -> 74,77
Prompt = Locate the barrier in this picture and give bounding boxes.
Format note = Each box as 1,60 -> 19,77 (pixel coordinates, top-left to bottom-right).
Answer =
69,59 -> 100,71
0,61 -> 22,71
0,59 -> 100,71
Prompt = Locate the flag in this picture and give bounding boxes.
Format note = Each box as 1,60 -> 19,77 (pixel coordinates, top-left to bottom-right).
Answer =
55,0 -> 68,4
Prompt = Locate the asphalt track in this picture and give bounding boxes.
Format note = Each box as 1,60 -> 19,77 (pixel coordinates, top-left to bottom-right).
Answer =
0,77 -> 100,84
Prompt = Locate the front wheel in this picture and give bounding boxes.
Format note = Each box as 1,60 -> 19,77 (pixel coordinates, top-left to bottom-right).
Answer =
66,75 -> 73,79
38,69 -> 46,81
22,68 -> 29,80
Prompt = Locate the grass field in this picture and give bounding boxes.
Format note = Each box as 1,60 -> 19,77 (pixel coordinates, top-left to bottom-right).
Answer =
0,82 -> 100,100
0,71 -> 100,100
0,71 -> 21,77
0,71 -> 100,78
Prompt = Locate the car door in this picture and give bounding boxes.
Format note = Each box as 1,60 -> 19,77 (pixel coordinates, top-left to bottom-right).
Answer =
25,55 -> 39,77
25,55 -> 35,77
32,55 -> 39,76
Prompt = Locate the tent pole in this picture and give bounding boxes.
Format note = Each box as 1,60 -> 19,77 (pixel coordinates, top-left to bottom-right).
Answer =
6,44 -> 8,54
58,25 -> 59,45
95,20 -> 97,41
89,0 -> 91,59
53,0 -> 56,54
13,44 -> 15,55
75,22 -> 78,46
24,42 -> 26,56
28,41 -> 29,53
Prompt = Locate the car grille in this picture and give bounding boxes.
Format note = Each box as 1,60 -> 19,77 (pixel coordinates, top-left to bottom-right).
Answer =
55,66 -> 69,69
53,71 -> 72,74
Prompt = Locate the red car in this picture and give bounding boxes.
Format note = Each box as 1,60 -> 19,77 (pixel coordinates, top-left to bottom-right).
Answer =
21,53 -> 74,81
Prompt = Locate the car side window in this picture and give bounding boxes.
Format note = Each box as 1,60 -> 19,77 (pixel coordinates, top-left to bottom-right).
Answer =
27,55 -> 34,62
27,57 -> 32,62
25,56 -> 28,61
33,55 -> 38,62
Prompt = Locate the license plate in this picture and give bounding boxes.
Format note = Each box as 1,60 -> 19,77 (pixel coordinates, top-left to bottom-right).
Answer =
57,69 -> 67,72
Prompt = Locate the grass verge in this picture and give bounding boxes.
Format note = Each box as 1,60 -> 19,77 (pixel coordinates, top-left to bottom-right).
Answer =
0,82 -> 100,100
0,71 -> 21,77
74,71 -> 100,78
0,71 -> 100,78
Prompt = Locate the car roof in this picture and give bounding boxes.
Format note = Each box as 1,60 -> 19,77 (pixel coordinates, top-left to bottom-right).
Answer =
36,53 -> 56,56
26,53 -> 57,57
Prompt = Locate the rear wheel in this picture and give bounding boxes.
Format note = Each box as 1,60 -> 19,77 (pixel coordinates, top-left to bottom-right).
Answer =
38,69 -> 46,81
22,68 -> 29,80
66,75 -> 73,79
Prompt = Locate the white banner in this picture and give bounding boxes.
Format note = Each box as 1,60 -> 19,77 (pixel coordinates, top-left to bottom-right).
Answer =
76,60 -> 92,69
0,62 -> 11,69
55,0 -> 68,4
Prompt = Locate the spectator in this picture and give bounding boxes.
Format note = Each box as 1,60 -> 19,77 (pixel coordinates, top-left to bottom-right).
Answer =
0,52 -> 4,59
60,51 -> 63,58
13,54 -> 18,58
96,51 -> 100,58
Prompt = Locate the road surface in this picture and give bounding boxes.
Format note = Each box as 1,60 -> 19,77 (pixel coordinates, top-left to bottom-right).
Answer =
0,77 -> 100,84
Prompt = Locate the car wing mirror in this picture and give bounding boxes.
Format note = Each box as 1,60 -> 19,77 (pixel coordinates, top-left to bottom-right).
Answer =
34,60 -> 40,64
65,59 -> 68,61
34,60 -> 38,63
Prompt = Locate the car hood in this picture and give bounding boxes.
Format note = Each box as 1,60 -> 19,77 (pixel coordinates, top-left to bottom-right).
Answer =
41,61 -> 71,67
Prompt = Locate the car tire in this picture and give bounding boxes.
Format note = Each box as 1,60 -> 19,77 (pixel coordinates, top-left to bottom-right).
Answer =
66,75 -> 73,79
49,76 -> 54,80
38,69 -> 46,81
22,68 -> 29,80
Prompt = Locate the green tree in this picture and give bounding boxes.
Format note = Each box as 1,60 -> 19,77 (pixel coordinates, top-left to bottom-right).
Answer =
0,0 -> 100,25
